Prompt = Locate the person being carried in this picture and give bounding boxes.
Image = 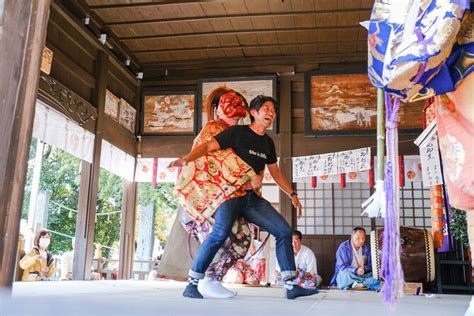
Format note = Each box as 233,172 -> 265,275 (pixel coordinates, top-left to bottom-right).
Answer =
163,87 -> 262,298
330,227 -> 380,291
169,95 -> 318,300
275,230 -> 322,287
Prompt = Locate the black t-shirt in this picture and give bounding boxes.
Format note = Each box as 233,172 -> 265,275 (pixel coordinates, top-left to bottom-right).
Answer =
214,125 -> 277,174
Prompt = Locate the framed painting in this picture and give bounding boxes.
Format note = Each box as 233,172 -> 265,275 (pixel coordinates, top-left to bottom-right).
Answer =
198,76 -> 277,132
118,98 -> 136,133
304,68 -> 424,136
105,89 -> 119,121
142,91 -> 198,135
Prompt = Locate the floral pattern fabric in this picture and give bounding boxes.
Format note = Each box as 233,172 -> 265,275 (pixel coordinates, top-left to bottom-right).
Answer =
367,0 -> 471,102
435,73 -> 474,211
175,120 -> 256,280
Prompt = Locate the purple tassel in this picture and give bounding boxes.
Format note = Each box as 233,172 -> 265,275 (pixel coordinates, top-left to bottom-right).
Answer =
381,94 -> 404,308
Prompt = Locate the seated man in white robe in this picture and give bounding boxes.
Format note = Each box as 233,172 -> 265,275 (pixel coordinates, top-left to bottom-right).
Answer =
275,230 -> 322,287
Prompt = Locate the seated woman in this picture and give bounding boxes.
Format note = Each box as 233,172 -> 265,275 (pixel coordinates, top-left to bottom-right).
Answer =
19,230 -> 55,281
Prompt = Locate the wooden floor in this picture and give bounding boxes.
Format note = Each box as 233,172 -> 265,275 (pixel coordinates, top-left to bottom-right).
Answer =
0,280 -> 471,316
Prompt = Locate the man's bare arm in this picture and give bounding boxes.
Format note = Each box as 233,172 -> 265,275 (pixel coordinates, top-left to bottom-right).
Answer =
267,163 -> 302,217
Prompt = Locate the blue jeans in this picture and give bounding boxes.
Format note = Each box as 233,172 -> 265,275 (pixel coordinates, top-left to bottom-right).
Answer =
189,191 -> 296,280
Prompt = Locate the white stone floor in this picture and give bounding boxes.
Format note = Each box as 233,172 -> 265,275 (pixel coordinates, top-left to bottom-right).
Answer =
0,280 -> 471,316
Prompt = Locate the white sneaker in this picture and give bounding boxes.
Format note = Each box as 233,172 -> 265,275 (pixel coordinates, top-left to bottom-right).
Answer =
197,276 -> 236,298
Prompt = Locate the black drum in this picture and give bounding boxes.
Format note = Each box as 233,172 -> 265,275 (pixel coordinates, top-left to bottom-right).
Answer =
371,226 -> 435,282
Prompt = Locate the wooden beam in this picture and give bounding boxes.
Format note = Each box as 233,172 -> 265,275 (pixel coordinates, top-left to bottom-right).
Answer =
0,0 -> 51,290
118,180 -> 137,279
120,25 -> 361,41
73,160 -> 92,280
50,1 -> 140,85
89,0 -> 220,10
140,135 -> 195,158
278,78 -> 293,225
107,9 -> 371,26
44,41 -> 96,88
73,51 -> 109,280
142,53 -> 367,72
132,39 -> 365,54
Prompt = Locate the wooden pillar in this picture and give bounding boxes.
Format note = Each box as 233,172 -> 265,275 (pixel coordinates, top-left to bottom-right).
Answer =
73,51 -> 108,280
278,78 -> 293,226
118,180 -> 137,279
0,0 -> 51,289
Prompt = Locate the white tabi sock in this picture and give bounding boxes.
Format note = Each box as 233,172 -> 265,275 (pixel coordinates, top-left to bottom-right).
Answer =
198,276 -> 236,299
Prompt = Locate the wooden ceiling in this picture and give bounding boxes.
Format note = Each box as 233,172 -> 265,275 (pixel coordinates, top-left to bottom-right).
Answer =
66,0 -> 372,80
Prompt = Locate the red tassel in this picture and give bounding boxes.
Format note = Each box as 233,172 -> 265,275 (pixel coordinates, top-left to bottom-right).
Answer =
339,173 -> 346,188
152,157 -> 158,188
369,156 -> 375,188
311,176 -> 317,188
398,155 -> 405,188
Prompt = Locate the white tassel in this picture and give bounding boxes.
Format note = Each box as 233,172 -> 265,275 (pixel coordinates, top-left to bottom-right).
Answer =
361,180 -> 386,218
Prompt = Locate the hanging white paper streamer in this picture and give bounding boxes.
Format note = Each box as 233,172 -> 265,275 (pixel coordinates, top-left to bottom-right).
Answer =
33,100 -> 95,163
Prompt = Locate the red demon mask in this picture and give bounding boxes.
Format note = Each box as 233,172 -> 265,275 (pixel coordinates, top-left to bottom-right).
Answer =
218,91 -> 247,118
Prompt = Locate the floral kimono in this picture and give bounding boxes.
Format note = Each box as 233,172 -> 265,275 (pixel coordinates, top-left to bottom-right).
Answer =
174,119 -> 256,280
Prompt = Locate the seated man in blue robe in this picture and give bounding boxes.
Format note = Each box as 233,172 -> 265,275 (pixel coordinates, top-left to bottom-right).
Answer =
330,227 -> 380,291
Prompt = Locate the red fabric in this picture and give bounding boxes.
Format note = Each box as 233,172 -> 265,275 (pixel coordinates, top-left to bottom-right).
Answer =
398,155 -> 405,188
369,156 -> 375,188
152,158 -> 158,188
430,184 -> 444,248
311,176 -> 317,188
339,173 -> 346,188
423,97 -> 436,128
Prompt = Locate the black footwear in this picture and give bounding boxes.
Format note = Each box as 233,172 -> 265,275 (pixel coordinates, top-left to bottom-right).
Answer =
286,284 -> 319,299
183,284 -> 203,299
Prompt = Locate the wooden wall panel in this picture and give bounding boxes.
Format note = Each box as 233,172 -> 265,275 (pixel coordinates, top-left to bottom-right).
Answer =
46,9 -> 97,103
303,235 -> 349,286
103,116 -> 137,156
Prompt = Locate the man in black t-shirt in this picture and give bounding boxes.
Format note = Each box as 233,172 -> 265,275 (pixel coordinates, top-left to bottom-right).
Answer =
169,95 -> 318,300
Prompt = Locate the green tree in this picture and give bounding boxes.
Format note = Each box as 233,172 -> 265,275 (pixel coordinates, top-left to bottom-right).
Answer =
21,139 -> 177,257
137,182 -> 178,244
38,144 -> 81,254
94,169 -> 123,259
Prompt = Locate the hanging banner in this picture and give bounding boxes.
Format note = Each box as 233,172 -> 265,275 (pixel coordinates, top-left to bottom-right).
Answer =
135,158 -> 179,183
33,100 -> 95,163
292,147 -> 370,178
337,148 -> 371,174
415,122 -> 443,187
292,152 -> 338,178
403,155 -> 423,183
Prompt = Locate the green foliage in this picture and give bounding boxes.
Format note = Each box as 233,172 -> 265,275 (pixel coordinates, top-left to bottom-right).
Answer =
94,169 -> 124,259
22,140 -> 177,257
39,144 -> 81,254
450,207 -> 469,249
137,182 -> 177,243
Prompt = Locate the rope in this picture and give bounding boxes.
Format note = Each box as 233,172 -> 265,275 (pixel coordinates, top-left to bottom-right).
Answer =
381,94 -> 404,307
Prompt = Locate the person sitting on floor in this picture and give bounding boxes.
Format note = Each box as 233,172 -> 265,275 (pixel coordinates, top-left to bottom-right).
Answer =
275,230 -> 322,288
330,227 -> 380,291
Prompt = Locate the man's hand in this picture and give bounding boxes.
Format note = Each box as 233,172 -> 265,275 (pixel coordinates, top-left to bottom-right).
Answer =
250,172 -> 264,190
167,157 -> 186,168
292,195 -> 302,218
357,267 -> 364,276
